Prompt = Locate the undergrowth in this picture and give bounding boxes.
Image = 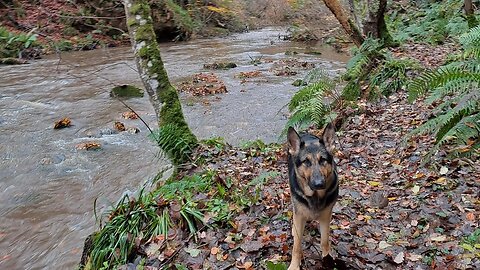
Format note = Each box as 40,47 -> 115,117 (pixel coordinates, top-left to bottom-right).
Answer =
86,140 -> 279,269
388,0 -> 474,44
0,26 -> 38,58
407,26 -> 480,159
286,38 -> 420,133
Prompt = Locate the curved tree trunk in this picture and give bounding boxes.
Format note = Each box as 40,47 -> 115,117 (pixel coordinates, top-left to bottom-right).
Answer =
123,0 -> 197,165
322,0 -> 364,47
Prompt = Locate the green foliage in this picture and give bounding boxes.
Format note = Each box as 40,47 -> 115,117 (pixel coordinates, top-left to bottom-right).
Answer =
266,261 -> 288,270
408,27 -> 480,158
0,27 -> 38,58
286,68 -> 339,131
89,156 -> 279,268
90,188 -> 167,269
163,0 -> 198,40
460,228 -> 480,257
343,37 -> 420,100
387,0 -> 471,44
201,137 -> 227,151
54,39 -> 74,51
368,56 -> 421,98
342,38 -> 385,100
150,123 -> 196,166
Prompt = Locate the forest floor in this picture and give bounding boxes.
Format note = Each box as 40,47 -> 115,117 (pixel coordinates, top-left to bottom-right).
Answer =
113,43 -> 480,269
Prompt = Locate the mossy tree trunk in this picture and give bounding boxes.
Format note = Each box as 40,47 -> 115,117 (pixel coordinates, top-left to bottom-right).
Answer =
123,0 -> 197,165
322,0 -> 364,47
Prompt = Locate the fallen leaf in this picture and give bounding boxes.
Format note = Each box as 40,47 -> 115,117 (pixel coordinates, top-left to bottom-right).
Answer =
368,181 -> 381,187
394,251 -> 404,264
434,177 -> 447,185
54,117 -> 71,129
378,241 -> 392,250
408,253 -> 423,262
240,240 -> 264,253
237,261 -> 253,269
75,142 -> 101,150
184,247 -> 201,258
210,246 -> 219,255
466,212 -> 475,221
146,243 -> 162,257
430,234 -> 447,242
122,111 -> 138,119
114,121 -> 125,131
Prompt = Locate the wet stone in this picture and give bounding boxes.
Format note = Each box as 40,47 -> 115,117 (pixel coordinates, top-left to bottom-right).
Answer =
110,84 -> 144,98
99,128 -> 118,136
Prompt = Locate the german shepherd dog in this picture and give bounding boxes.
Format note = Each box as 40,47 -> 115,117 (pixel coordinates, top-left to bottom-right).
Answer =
287,123 -> 339,270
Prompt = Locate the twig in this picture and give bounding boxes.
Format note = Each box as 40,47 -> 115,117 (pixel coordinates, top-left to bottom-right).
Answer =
115,97 -> 154,135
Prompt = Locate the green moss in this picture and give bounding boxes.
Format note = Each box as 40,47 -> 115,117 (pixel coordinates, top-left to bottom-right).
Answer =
127,18 -> 137,28
110,85 -> 144,98
129,3 -> 149,16
135,25 -> 155,42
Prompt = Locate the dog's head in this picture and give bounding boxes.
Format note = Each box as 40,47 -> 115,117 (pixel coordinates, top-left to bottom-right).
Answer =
287,123 -> 335,197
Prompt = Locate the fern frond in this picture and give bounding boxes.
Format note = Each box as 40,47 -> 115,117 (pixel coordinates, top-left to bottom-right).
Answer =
426,79 -> 479,104
408,67 -> 480,101
459,26 -> 480,58
288,79 -> 334,111
285,70 -> 339,132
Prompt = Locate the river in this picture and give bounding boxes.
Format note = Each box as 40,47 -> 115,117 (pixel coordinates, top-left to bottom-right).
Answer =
0,27 -> 347,269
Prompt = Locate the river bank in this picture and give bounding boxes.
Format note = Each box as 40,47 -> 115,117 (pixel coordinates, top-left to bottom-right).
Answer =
0,27 -> 349,269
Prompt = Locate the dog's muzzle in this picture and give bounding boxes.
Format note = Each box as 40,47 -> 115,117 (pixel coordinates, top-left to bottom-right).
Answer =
309,177 -> 326,190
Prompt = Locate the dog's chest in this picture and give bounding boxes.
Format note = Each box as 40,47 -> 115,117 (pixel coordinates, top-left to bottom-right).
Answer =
293,197 -> 326,220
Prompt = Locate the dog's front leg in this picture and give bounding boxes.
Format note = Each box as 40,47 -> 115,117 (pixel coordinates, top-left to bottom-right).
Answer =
288,211 -> 306,270
318,205 -> 334,257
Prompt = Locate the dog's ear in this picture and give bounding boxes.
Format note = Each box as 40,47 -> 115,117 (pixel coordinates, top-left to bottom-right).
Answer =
322,123 -> 335,153
287,127 -> 301,155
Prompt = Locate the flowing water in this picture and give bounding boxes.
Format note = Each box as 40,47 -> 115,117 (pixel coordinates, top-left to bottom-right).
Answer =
0,28 -> 347,269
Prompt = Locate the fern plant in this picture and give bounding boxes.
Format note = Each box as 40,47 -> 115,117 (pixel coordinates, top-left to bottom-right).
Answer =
342,37 -> 386,100
286,69 -> 339,131
368,56 -> 421,98
408,26 -> 480,158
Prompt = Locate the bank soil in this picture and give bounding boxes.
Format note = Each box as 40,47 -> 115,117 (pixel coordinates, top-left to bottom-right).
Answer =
110,89 -> 479,270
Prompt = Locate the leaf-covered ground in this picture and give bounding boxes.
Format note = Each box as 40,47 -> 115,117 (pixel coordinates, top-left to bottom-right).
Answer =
118,89 -> 479,270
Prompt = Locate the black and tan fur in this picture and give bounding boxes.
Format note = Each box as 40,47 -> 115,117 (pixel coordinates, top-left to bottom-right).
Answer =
287,123 -> 339,270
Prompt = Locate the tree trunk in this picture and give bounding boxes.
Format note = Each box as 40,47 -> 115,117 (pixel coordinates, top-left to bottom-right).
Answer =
363,0 -> 393,46
465,0 -> 474,15
464,0 -> 478,28
322,0 -> 364,47
123,0 -> 197,165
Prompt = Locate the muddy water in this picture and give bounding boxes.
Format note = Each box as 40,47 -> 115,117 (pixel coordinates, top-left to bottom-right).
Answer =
0,28 -> 347,269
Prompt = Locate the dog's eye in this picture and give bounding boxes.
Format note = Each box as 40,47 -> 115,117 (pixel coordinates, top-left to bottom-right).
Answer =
302,159 -> 312,167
